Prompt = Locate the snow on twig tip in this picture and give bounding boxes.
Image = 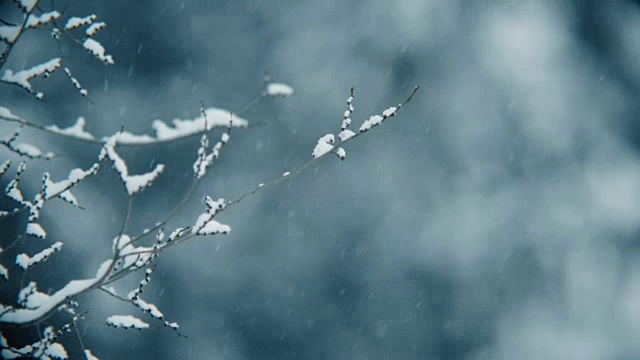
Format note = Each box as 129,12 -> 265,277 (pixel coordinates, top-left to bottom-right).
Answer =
84,350 -> 99,360
15,242 -> 63,269
25,223 -> 46,239
83,38 -> 114,65
1,58 -> 62,98
86,22 -> 106,37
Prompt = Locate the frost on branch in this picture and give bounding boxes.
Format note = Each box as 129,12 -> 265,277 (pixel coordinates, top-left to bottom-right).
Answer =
106,315 -> 149,330
103,137 -> 165,195
83,38 -> 114,65
1,58 -> 62,99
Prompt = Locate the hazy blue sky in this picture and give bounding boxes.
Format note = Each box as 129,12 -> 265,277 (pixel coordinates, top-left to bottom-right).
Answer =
3,0 -> 640,359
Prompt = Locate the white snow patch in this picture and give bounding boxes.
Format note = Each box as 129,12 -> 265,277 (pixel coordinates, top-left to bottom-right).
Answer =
1,58 -> 62,94
266,82 -> 294,96
13,142 -> 53,159
25,223 -> 46,238
0,107 -> 22,121
105,141 -> 164,195
65,15 -> 97,30
0,26 -> 19,43
106,315 -> 149,329
152,107 -> 247,141
338,129 -> 356,142
0,260 -> 113,325
26,11 -> 60,29
382,106 -> 397,118
44,163 -> 100,200
193,213 -> 231,235
83,38 -> 114,64
312,134 -> 335,158
84,349 -> 99,360
132,298 -> 163,319
359,114 -> 384,132
102,131 -> 155,144
16,0 -> 38,11
86,22 -> 106,36
46,117 -> 95,140
17,242 -> 63,269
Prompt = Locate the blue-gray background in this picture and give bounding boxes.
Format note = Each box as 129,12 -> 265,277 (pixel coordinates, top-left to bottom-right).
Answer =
3,0 -> 640,359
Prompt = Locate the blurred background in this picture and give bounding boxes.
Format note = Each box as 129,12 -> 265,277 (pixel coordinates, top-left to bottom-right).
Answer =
3,0 -> 640,358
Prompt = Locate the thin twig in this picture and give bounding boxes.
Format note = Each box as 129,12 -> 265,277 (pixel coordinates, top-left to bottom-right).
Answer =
0,0 -> 42,71
225,86 -> 420,209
